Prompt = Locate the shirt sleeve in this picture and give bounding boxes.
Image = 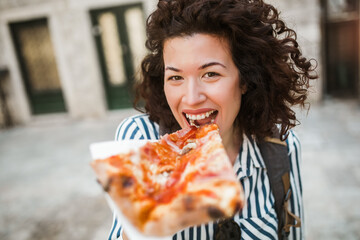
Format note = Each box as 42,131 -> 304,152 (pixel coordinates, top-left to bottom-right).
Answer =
108,213 -> 124,240
115,114 -> 159,141
286,130 -> 305,240
109,114 -> 159,240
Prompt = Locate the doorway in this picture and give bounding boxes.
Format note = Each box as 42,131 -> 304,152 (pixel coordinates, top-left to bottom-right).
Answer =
90,3 -> 147,109
10,18 -> 67,114
322,0 -> 359,98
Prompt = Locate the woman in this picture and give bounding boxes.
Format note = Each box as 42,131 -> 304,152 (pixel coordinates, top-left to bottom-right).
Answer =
110,0 -> 317,239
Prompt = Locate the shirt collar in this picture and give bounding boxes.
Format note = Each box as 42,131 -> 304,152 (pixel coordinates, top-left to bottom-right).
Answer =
233,134 -> 266,180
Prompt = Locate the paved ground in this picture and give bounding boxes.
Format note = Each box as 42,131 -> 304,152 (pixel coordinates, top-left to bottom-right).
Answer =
0,99 -> 359,240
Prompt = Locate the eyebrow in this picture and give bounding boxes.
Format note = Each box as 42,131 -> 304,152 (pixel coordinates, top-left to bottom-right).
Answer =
165,66 -> 181,72
165,62 -> 226,72
199,62 -> 226,70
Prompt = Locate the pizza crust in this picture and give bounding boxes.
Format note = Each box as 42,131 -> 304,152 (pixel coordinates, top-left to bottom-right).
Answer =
141,181 -> 242,236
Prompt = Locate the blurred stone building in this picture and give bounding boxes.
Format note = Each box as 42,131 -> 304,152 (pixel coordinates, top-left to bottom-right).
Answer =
0,0 -> 358,127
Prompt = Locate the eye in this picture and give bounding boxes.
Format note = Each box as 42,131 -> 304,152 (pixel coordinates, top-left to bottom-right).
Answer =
203,72 -> 220,78
168,75 -> 183,81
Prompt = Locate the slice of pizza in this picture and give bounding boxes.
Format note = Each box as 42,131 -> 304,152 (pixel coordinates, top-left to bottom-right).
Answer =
91,124 -> 244,237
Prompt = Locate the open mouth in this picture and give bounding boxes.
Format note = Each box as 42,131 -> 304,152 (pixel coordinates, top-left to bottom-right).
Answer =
183,110 -> 218,127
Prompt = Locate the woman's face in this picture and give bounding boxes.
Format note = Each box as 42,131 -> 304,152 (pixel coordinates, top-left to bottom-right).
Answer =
163,33 -> 245,147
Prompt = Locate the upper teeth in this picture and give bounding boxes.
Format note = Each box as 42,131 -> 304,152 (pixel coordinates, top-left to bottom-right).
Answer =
185,110 -> 215,120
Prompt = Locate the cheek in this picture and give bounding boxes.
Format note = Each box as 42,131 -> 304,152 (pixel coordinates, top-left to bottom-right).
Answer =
229,78 -> 242,108
164,86 -> 179,113
231,89 -> 242,116
164,86 -> 170,102
212,82 -> 241,107
217,84 -> 242,123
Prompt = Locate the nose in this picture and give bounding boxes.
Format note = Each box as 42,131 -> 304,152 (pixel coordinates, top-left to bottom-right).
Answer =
182,78 -> 206,106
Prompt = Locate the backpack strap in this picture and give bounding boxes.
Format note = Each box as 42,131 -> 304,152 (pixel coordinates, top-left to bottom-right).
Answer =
282,173 -> 301,237
258,130 -> 301,240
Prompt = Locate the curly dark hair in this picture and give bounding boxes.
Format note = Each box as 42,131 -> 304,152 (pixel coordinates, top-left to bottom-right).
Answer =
134,0 -> 317,140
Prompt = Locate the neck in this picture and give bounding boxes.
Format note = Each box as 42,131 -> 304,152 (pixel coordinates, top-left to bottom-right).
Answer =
223,134 -> 242,165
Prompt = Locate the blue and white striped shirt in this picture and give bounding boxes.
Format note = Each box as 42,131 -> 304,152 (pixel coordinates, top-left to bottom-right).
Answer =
109,114 -> 304,240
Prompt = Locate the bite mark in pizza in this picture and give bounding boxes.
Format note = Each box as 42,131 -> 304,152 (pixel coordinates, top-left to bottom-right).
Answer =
91,124 -> 244,236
